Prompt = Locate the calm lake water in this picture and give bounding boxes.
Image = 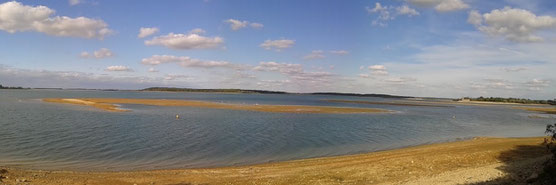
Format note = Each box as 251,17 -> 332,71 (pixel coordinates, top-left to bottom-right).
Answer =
0,89 -> 552,171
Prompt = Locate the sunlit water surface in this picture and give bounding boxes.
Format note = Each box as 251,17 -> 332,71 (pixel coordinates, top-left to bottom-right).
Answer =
0,89 -> 552,171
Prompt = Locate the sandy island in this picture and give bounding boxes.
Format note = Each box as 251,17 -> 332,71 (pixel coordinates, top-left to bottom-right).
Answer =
1,137 -> 551,185
42,98 -> 389,114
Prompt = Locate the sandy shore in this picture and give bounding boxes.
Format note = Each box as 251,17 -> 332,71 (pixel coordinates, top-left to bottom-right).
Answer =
42,98 -> 389,114
1,137 -> 551,185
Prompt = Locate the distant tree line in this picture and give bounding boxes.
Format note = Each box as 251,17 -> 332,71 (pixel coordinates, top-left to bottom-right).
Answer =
142,87 -> 287,94
459,96 -> 556,105
0,84 -> 26,89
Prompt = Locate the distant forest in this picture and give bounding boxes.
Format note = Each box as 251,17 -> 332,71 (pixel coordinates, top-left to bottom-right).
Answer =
0,84 -> 26,89
462,96 -> 556,105
142,87 -> 413,98
142,87 -> 287,94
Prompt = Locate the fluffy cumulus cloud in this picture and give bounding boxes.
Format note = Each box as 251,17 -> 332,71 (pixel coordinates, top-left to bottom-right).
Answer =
260,39 -> 295,51
366,2 -> 419,26
468,7 -> 556,42
141,55 -> 236,69
224,19 -> 263,30
407,0 -> 469,12
303,50 -> 325,60
105,65 -> 133,72
80,48 -> 114,59
397,5 -> 420,16
0,1 -> 112,39
137,27 -> 159,38
144,29 -> 224,50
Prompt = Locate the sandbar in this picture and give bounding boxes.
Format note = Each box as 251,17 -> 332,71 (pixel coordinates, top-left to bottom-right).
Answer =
514,106 -> 556,114
325,99 -> 453,107
42,98 -> 389,114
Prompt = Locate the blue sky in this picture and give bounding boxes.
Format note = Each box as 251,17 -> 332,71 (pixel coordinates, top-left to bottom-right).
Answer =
0,0 -> 555,99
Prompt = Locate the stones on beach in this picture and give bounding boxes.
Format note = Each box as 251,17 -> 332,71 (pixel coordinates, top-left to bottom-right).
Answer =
16,178 -> 28,182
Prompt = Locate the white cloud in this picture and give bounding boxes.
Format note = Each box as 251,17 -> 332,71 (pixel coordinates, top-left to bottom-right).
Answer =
137,27 -> 159,38
253,62 -> 303,74
524,79 -> 550,91
330,50 -> 349,55
303,50 -> 325,60
105,66 -> 133,72
148,67 -> 159,73
141,55 -> 236,69
366,2 -> 419,26
468,7 -> 556,42
80,48 -> 114,59
0,65 -> 164,89
502,67 -> 527,72
94,48 -> 114,58
471,79 -> 514,90
164,74 -> 193,81
69,0 -> 81,6
189,28 -> 206,34
407,0 -> 469,12
80,51 -> 91,58
250,23 -> 264,29
359,74 -> 372,78
260,39 -> 295,51
224,19 -> 264,31
0,1 -> 112,39
144,30 -> 224,50
384,77 -> 417,83
253,62 -> 337,87
467,10 -> 482,25
372,70 -> 389,75
224,19 -> 248,30
397,5 -> 419,16
358,65 -> 388,77
368,65 -> 386,70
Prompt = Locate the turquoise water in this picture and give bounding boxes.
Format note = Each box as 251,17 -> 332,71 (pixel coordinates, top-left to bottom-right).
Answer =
0,89 -> 551,171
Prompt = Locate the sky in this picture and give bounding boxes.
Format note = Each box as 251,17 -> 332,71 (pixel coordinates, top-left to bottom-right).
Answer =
0,0 -> 555,99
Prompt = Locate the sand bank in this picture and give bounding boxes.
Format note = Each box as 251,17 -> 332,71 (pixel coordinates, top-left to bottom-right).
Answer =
515,106 -> 556,114
42,98 -> 389,114
1,137 -> 550,185
325,99 -> 453,107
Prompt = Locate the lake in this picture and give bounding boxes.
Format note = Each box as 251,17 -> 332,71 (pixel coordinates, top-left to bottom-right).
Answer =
0,89 -> 551,171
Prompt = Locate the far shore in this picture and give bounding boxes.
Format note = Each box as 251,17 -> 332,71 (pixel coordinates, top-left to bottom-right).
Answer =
1,137 -> 550,185
42,98 -> 390,114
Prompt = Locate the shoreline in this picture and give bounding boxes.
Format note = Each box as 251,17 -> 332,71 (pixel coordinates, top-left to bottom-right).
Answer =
1,137 -> 550,185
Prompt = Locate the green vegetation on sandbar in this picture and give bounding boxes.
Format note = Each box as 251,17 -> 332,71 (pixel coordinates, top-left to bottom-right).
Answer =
457,96 -> 556,105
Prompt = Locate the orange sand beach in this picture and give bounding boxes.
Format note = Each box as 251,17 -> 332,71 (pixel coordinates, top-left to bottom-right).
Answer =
0,137 -> 551,185
42,98 -> 390,114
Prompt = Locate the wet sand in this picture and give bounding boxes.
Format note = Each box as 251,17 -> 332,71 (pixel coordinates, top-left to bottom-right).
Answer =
1,137 -> 550,185
42,98 -> 389,114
